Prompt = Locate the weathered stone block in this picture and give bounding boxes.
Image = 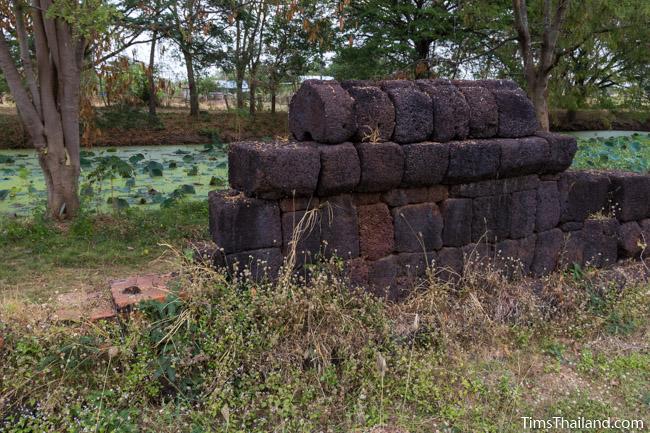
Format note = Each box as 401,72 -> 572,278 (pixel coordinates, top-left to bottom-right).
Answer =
530,229 -> 563,276
446,140 -> 501,183
209,191 -> 281,253
617,221 -> 643,258
393,203 -> 443,252
356,142 -> 404,192
367,253 -> 429,301
224,248 -> 284,281
561,221 -> 584,232
434,247 -> 464,282
536,181 -> 560,232
561,231 -> 584,268
499,137 -> 551,177
535,132 -> 578,173
229,141 -> 320,199
317,142 -> 361,196
279,196 -> 319,213
346,85 -> 395,142
381,188 -> 430,207
320,194 -> 360,259
428,185 -> 449,202
416,81 -> 469,141
353,192 -> 382,206
510,190 -> 537,239
383,86 -> 433,143
289,80 -> 355,143
608,172 -> 650,222
558,171 -> 610,222
495,236 -> 536,277
340,79 -> 374,90
282,210 -> 321,265
463,242 -> 494,268
458,86 -> 498,138
450,175 -> 539,198
472,194 -> 511,242
582,219 -> 619,268
441,198 -> 473,246
358,203 -> 394,260
401,141 -> 449,186
346,257 -> 369,287
493,90 -> 539,137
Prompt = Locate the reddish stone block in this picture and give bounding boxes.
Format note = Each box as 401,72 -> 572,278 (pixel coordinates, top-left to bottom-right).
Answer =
381,187 -> 430,207
536,181 -> 561,232
499,136 -> 551,177
279,196 -> 319,213
434,247 -> 464,282
289,80 -> 355,143
358,203 -> 395,260
321,195 -> 360,259
582,219 -> 618,268
401,142 -> 449,186
317,142 -> 361,196
493,89 -> 539,138
346,257 -> 369,287
446,140 -> 501,183
608,172 -> 650,222
353,192 -> 382,206
450,175 -> 539,198
458,86 -> 498,138
558,171 -> 610,223
392,203 -> 443,252
441,198 -> 473,247
510,190 -> 537,239
383,86 -> 433,143
530,229 -> 563,276
535,132 -> 578,173
416,81 -> 469,141
209,191 -> 281,254
110,274 -> 176,311
428,185 -> 449,202
472,194 -> 511,242
346,85 -> 395,142
282,210 -> 321,265
617,221 -> 643,258
356,142 -> 404,192
223,248 -> 284,281
228,141 -> 320,199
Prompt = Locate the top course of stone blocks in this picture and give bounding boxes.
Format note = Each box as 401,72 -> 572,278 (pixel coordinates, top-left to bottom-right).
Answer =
288,79 -> 539,144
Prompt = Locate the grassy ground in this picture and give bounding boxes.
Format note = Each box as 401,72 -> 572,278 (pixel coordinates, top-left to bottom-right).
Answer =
1,247 -> 648,432
0,201 -> 208,300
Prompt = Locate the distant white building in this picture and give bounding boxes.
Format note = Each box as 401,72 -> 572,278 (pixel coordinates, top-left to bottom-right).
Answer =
299,75 -> 335,82
216,80 -> 249,91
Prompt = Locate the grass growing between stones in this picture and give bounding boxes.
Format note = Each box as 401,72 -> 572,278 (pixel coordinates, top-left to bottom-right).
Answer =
1,251 -> 648,432
0,201 -> 209,300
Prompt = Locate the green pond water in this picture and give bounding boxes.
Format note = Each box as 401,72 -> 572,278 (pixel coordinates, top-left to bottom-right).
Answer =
0,131 -> 648,216
0,144 -> 228,215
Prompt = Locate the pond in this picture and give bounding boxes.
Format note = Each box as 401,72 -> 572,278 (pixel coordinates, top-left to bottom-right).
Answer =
1,131 -> 648,216
0,144 -> 228,215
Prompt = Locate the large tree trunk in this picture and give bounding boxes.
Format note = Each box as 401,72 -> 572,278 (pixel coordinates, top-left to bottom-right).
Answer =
530,79 -> 550,131
39,149 -> 80,218
182,49 -> 199,117
0,2 -> 84,220
148,34 -> 158,117
248,66 -> 258,115
271,90 -> 276,114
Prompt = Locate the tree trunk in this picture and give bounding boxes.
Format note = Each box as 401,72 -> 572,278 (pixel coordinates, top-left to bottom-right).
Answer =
182,49 -> 199,117
271,90 -> 276,114
148,34 -> 158,117
530,79 -> 550,131
236,67 -> 245,109
248,70 -> 257,115
39,149 -> 80,218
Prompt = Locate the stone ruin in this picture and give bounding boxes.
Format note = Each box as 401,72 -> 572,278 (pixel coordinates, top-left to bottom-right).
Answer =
208,78 -> 650,300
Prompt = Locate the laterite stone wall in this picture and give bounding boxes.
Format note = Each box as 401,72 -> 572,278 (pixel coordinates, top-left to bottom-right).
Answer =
208,79 -> 650,300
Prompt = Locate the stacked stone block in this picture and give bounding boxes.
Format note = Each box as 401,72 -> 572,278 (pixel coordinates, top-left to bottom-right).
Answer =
209,79 -> 650,300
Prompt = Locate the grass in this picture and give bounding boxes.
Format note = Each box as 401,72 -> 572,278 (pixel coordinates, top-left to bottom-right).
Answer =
0,249 -> 648,432
0,200 -> 209,300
